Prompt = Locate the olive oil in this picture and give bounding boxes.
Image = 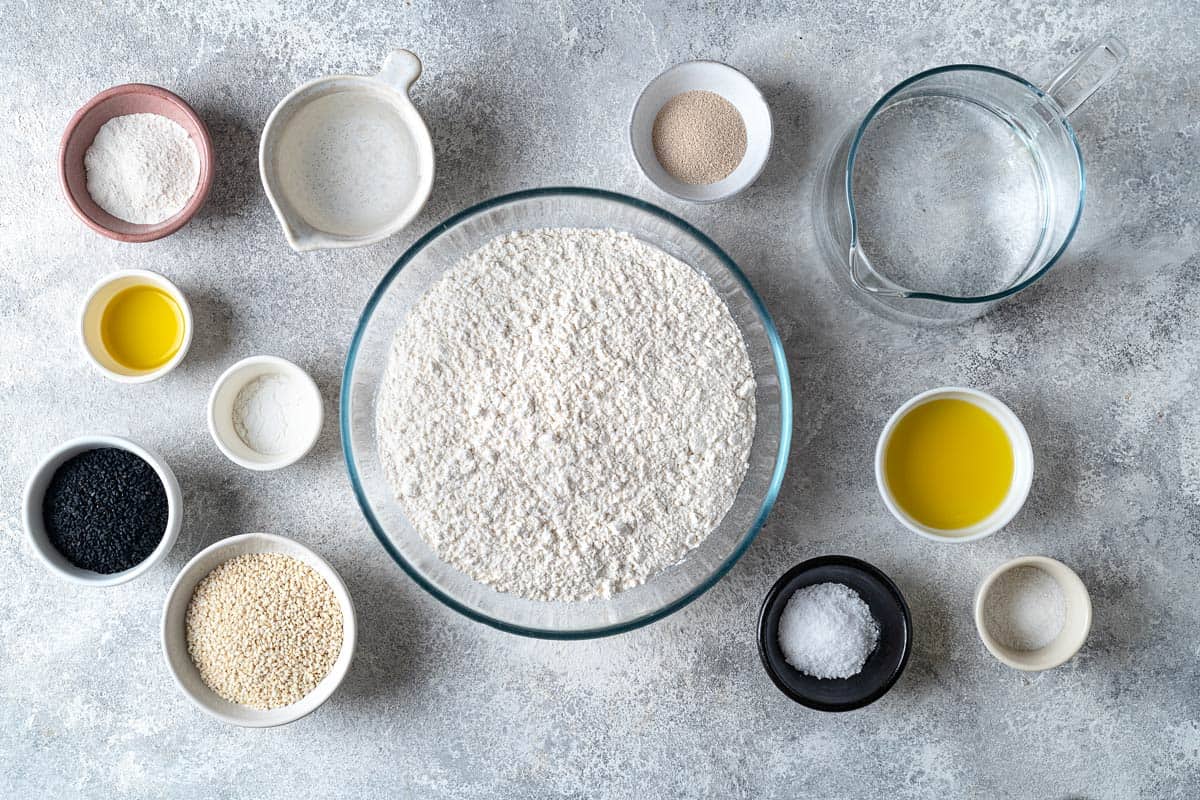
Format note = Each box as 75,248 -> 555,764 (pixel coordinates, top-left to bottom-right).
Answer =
884,398 -> 1013,531
100,285 -> 184,372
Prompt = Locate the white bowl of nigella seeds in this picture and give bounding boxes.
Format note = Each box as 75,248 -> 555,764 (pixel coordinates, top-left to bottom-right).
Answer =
22,435 -> 182,586
161,532 -> 356,727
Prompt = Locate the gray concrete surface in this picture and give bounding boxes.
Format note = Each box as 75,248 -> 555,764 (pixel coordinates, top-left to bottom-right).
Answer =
2,1 -> 1197,797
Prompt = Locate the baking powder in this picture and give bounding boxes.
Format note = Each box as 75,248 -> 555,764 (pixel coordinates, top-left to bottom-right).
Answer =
233,373 -> 308,456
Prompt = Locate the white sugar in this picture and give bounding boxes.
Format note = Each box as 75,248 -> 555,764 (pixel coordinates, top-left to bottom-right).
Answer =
983,565 -> 1065,651
778,582 -> 880,679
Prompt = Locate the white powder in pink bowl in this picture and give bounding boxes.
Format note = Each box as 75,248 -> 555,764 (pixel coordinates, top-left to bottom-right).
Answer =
84,112 -> 199,224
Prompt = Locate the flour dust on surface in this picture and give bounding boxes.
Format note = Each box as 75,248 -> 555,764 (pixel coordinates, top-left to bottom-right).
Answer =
376,228 -> 756,602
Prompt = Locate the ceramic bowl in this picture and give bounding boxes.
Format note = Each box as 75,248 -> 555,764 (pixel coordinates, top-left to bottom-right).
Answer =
79,269 -> 193,383
207,356 -> 323,471
59,83 -> 214,242
161,532 -> 357,727
630,60 -> 773,203
974,555 -> 1092,671
875,386 -> 1034,542
22,435 -> 182,586
260,49 -> 435,252
758,555 -> 912,711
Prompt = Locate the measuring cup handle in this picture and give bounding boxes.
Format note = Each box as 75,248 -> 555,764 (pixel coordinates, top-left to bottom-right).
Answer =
1045,36 -> 1128,116
378,50 -> 423,92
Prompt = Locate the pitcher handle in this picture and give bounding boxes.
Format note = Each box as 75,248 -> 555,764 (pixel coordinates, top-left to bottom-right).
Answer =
1045,36 -> 1128,116
378,49 -> 423,92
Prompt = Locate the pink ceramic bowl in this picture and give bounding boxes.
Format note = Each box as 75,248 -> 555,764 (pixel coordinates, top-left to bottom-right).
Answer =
59,84 -> 215,243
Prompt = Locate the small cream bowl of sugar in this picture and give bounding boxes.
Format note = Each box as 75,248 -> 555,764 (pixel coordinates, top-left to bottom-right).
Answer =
974,555 -> 1092,671
208,356 -> 323,471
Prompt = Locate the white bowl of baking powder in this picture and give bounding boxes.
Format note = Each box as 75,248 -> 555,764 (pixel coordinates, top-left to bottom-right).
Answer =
207,356 -> 323,471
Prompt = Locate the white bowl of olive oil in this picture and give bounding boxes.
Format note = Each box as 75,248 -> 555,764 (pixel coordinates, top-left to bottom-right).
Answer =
875,387 -> 1033,542
80,269 -> 192,383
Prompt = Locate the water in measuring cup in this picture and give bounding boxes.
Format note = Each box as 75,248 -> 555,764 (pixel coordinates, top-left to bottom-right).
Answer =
850,94 -> 1045,298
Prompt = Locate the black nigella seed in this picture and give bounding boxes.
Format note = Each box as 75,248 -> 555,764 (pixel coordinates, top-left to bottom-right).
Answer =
42,447 -> 168,574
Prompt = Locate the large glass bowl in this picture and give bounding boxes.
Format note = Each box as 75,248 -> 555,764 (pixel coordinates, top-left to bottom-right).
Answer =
341,188 -> 791,638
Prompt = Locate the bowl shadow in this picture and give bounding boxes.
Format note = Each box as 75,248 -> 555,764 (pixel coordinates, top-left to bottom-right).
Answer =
1070,560 -> 1153,692
309,362 -> 344,465
752,79 -> 816,197
413,72 -> 513,223
334,566 -> 433,705
887,580 -> 956,700
168,460 -> 245,565
177,285 -> 235,372
193,106 -> 260,221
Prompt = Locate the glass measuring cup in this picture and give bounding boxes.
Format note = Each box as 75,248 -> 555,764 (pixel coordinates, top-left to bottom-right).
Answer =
815,37 -> 1127,323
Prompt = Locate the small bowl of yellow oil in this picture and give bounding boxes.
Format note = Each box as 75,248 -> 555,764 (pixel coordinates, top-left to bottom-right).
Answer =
875,387 -> 1033,542
80,269 -> 192,383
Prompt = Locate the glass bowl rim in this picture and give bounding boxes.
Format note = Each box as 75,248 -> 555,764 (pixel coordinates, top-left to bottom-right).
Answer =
845,63 -> 1086,304
340,186 -> 793,639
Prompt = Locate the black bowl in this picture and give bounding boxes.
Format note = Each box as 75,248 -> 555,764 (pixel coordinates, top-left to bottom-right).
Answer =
757,555 -> 912,711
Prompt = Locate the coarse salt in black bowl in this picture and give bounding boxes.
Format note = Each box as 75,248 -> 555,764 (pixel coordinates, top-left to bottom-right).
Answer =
757,555 -> 912,711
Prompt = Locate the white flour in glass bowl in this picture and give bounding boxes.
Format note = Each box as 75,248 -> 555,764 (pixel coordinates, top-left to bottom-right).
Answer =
376,228 -> 755,602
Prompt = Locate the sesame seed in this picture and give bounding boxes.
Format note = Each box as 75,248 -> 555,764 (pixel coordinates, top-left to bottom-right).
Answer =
185,553 -> 343,710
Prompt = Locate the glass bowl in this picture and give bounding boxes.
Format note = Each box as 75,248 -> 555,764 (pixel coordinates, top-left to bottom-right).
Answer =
341,188 -> 791,638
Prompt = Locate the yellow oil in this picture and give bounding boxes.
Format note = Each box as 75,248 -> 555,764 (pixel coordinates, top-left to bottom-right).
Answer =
100,285 -> 184,372
883,398 -> 1014,531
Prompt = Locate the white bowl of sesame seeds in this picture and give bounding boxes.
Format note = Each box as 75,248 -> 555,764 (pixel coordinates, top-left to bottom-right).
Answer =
160,532 -> 356,727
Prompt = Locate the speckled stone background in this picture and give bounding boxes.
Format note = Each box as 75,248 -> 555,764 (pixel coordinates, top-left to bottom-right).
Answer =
2,1 -> 1198,797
